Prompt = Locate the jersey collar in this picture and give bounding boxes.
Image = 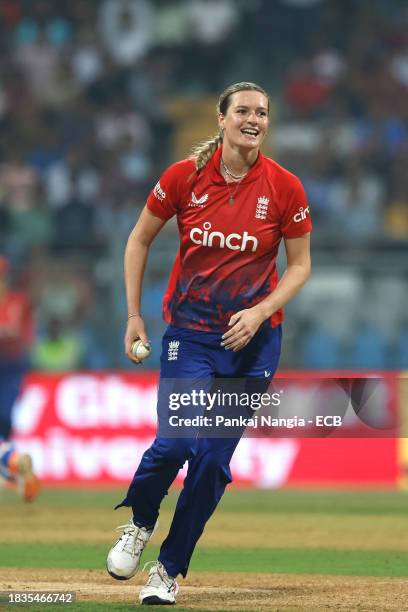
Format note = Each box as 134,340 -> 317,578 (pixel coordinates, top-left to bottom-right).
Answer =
207,145 -> 265,185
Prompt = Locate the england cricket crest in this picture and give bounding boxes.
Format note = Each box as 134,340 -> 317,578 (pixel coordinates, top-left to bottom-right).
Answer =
168,340 -> 180,361
255,195 -> 269,219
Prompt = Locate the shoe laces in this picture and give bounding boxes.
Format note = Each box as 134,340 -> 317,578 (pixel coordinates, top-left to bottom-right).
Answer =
143,561 -> 175,590
115,522 -> 151,557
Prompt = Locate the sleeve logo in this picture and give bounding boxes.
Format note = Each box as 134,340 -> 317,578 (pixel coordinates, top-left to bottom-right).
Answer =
153,181 -> 166,202
293,205 -> 310,222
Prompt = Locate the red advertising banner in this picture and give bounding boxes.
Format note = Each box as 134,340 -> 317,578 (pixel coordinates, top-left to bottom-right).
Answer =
12,372 -> 399,487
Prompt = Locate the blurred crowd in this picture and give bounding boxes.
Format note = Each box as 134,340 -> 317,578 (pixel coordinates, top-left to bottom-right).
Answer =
0,0 -> 407,369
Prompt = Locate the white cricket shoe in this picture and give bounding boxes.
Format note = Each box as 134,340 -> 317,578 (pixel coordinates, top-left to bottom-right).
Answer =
107,520 -> 156,580
139,561 -> 179,605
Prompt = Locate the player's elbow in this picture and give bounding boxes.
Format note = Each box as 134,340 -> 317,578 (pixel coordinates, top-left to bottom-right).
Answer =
127,226 -> 151,250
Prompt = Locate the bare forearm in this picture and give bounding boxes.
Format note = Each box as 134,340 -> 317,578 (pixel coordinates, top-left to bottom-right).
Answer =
124,230 -> 149,315
254,263 -> 311,321
124,208 -> 167,316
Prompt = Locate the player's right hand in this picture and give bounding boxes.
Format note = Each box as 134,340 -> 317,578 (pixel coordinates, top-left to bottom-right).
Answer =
125,315 -> 149,364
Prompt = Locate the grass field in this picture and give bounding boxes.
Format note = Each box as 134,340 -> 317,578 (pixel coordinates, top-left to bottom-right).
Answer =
1,487 -> 408,611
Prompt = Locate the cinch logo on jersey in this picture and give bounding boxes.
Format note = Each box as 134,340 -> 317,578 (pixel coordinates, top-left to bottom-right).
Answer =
153,181 -> 166,201
188,192 -> 209,207
190,222 -> 258,252
293,205 -> 310,223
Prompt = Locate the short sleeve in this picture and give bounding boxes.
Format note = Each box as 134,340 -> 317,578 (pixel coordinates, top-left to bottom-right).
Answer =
146,160 -> 195,221
279,176 -> 312,238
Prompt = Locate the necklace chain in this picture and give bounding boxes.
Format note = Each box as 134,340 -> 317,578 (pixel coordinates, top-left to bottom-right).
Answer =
221,158 -> 248,180
220,158 -> 248,204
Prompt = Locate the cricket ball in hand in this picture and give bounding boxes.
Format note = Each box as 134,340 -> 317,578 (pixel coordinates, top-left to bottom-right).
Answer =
131,340 -> 151,361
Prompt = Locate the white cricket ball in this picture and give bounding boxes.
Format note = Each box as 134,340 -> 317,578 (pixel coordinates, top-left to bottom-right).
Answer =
131,340 -> 151,361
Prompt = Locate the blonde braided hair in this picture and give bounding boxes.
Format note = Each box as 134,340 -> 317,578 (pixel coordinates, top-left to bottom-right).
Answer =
190,82 -> 269,173
191,133 -> 223,172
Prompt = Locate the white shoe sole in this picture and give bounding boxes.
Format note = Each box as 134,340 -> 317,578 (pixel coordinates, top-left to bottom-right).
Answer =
140,595 -> 176,605
106,566 -> 136,581
139,582 -> 179,605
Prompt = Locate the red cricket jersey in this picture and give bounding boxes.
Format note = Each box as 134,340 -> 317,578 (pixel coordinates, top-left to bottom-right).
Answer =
0,291 -> 34,360
146,146 -> 312,332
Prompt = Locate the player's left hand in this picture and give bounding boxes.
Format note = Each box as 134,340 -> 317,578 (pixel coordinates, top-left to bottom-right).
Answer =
221,307 -> 265,352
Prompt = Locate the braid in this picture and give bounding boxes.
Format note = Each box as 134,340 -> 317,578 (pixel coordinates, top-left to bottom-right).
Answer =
190,132 -> 223,172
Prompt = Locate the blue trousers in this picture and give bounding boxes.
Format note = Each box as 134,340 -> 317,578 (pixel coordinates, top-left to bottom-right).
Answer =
116,323 -> 282,578
0,359 -> 27,440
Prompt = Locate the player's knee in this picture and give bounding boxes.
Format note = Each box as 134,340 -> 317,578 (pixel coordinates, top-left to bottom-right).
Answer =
200,452 -> 232,483
150,437 -> 192,465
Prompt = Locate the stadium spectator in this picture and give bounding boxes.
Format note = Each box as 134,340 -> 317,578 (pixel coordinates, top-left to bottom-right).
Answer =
183,0 -> 240,91
98,0 -> 154,67
31,316 -> 85,371
327,158 -> 385,237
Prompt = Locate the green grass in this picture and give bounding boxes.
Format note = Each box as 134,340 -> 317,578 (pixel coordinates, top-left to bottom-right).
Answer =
4,607 -> 239,612
2,487 -> 407,515
0,542 -> 407,577
1,488 -> 407,610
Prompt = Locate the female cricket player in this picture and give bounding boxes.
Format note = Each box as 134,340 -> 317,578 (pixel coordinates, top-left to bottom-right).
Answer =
107,82 -> 312,605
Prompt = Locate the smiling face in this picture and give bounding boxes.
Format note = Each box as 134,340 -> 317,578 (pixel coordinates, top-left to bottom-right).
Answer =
218,90 -> 269,152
